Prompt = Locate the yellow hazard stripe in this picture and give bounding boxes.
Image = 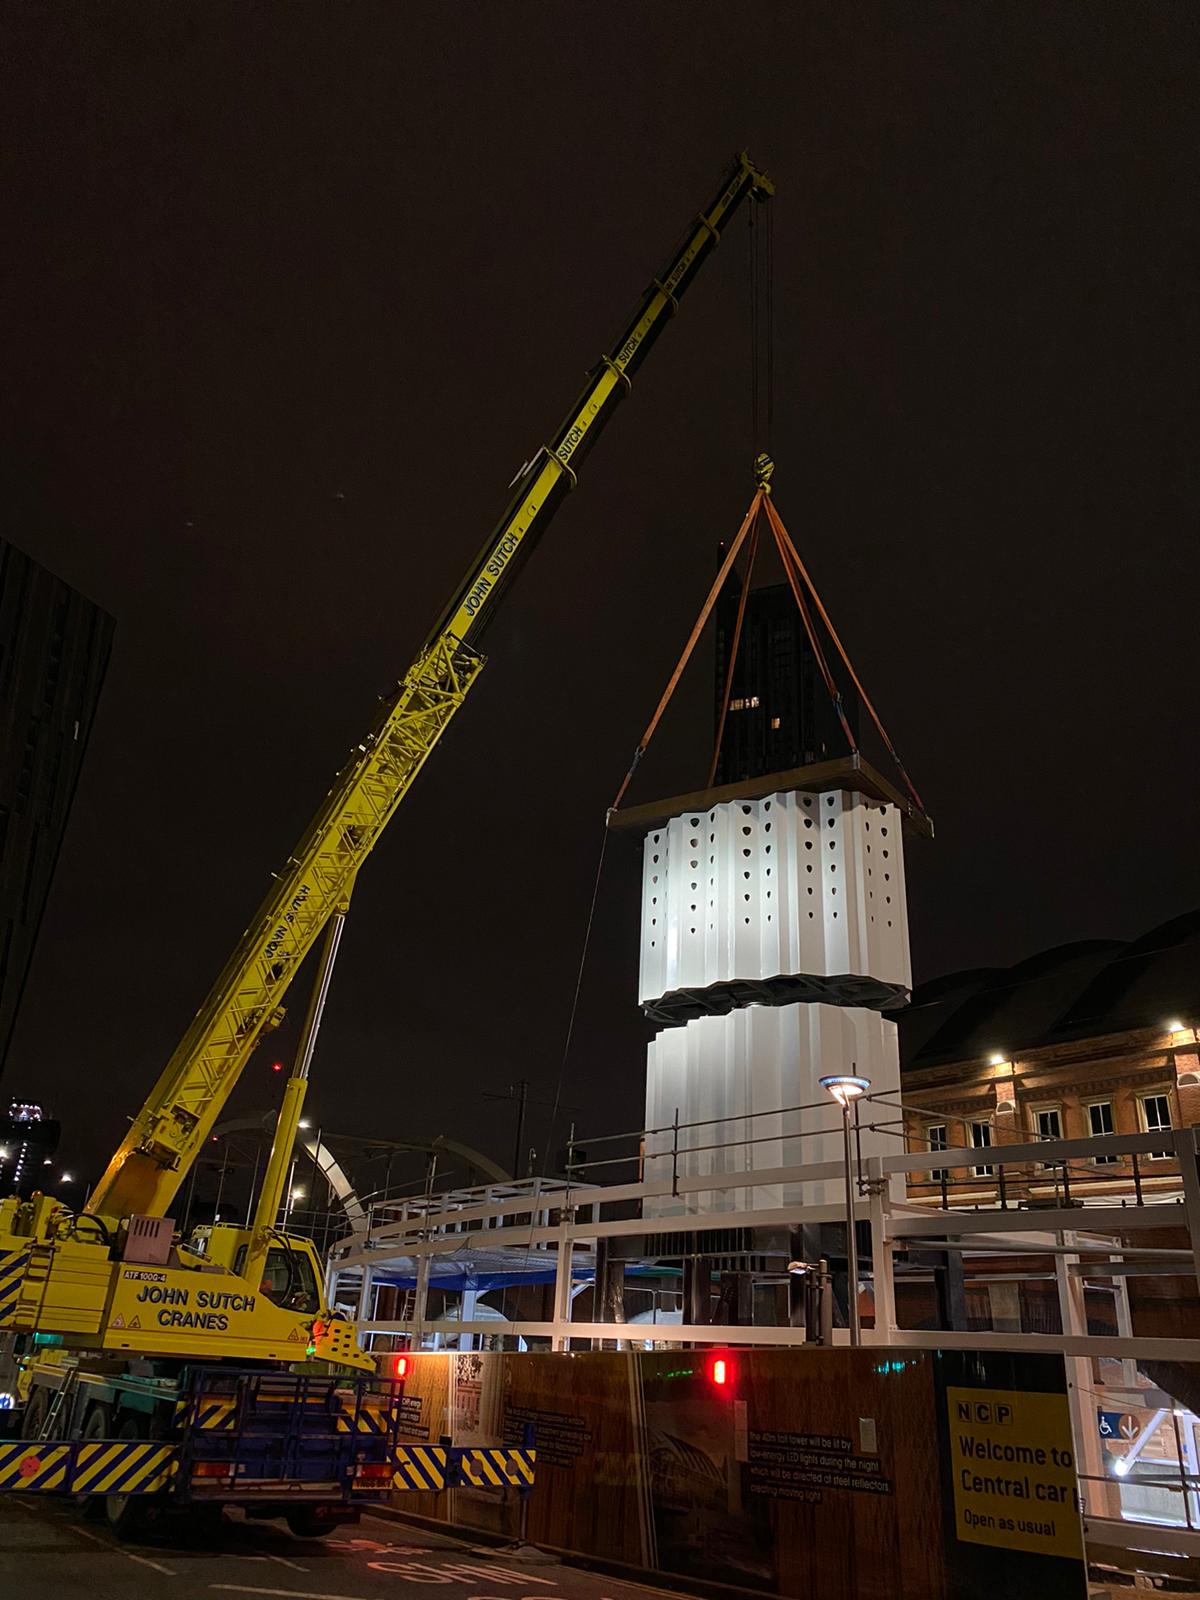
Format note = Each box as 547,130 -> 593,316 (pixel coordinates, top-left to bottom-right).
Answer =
0,1444 -> 71,1491
73,1442 -> 176,1496
461,1447 -> 536,1487
71,1444 -> 125,1493
391,1445 -> 446,1491
0,1249 -> 28,1324
197,1399 -> 236,1429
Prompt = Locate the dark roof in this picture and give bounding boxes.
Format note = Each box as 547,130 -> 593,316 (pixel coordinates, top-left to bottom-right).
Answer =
899,913 -> 1200,1071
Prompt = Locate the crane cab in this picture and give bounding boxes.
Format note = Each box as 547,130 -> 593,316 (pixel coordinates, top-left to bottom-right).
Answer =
185,1225 -> 323,1318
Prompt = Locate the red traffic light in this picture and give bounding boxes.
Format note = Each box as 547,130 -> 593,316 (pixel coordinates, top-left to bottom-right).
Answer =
709,1355 -> 732,1389
393,1354 -> 410,1380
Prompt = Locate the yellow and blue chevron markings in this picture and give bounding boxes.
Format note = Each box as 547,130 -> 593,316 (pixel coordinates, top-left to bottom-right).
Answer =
195,1397 -> 236,1430
458,1446 -> 536,1488
71,1442 -> 175,1496
0,1440 -> 177,1496
390,1445 -> 447,1491
0,1444 -> 72,1491
0,1247 -> 30,1326
337,1402 -> 393,1435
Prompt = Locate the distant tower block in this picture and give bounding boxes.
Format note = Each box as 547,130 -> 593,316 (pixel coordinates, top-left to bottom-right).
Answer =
644,1002 -> 900,1214
639,787 -> 911,1025
613,761 -> 925,1219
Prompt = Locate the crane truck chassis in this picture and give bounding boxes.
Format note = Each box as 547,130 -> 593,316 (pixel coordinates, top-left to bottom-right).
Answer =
0,151 -> 771,1534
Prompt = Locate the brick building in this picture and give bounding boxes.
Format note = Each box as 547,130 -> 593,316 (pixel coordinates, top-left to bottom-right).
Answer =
898,911 -> 1200,1204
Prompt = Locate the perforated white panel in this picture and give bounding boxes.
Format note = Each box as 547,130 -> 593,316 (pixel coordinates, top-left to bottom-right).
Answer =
638,788 -> 911,1016
643,1002 -> 900,1217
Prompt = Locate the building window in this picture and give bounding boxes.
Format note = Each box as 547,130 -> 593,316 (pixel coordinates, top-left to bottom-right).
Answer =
1139,1092 -> 1173,1159
728,695 -> 761,713
770,716 -> 781,731
970,1120 -> 993,1177
1032,1106 -> 1062,1169
927,1123 -> 947,1180
1086,1099 -> 1118,1164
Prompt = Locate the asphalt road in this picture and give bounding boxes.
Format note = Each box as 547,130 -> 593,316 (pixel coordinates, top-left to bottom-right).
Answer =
0,1498 -> 686,1600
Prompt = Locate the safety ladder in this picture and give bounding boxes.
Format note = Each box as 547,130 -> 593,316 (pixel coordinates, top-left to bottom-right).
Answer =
38,1369 -> 79,1440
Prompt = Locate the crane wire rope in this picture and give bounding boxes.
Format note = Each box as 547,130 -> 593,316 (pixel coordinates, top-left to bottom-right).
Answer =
544,213 -> 775,1182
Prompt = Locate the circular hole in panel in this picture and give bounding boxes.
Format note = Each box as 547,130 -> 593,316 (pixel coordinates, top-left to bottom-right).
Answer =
690,817 -> 699,827
742,826 -> 752,836
743,848 -> 751,858
742,804 -> 752,815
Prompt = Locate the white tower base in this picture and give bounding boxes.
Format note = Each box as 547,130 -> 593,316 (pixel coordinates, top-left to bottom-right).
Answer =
643,1001 -> 900,1217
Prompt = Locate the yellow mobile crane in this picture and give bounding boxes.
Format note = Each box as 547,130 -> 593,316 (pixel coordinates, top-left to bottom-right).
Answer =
0,152 -> 773,1531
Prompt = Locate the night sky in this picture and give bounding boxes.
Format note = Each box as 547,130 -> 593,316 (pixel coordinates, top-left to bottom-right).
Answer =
3,4 -> 1197,1189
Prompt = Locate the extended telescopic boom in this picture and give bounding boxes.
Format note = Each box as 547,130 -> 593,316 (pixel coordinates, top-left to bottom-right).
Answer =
88,152 -> 774,1226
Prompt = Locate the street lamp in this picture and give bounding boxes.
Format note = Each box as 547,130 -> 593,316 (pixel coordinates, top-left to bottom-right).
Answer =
820,1073 -> 871,1347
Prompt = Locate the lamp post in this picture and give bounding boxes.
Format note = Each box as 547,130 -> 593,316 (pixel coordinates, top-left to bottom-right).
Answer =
820,1073 -> 871,1346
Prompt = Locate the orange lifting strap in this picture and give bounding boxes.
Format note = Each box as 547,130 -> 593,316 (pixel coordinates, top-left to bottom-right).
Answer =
610,475 -> 925,817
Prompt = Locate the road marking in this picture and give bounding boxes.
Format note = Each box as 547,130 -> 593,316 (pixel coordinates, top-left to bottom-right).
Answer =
210,1587 -> 370,1599
267,1553 -> 310,1573
71,1523 -> 176,1576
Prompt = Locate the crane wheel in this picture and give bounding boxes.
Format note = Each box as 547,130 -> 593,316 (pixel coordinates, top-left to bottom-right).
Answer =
20,1388 -> 49,1441
74,1402 -> 114,1519
286,1506 -> 336,1539
105,1414 -> 151,1538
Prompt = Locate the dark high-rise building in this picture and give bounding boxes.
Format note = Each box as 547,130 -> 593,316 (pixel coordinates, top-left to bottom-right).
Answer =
0,1098 -> 59,1198
0,540 -> 113,1081
714,581 -> 859,785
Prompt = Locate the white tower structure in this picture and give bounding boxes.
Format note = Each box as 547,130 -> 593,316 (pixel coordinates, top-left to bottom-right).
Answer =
620,761 -> 926,1217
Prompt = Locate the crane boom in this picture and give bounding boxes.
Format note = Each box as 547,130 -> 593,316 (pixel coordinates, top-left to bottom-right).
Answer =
87,152 -> 774,1225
